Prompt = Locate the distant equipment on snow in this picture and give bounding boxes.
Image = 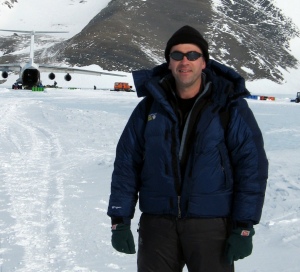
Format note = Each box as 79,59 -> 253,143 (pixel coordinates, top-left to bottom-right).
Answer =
111,82 -> 134,92
290,92 -> 300,103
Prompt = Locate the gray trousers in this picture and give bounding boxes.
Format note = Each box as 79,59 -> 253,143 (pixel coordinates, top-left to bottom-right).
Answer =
137,213 -> 234,272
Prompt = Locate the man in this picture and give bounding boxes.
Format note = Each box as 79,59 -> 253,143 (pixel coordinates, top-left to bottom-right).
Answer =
107,25 -> 268,272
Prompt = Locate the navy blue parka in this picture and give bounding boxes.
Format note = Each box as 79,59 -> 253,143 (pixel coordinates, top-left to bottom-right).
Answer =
107,60 -> 268,227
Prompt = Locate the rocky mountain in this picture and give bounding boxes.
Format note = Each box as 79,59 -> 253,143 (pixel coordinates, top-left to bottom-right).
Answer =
0,0 -> 299,83
2,0 -> 17,9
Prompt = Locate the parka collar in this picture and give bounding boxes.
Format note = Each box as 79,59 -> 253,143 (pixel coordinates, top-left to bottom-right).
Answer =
132,59 -> 250,100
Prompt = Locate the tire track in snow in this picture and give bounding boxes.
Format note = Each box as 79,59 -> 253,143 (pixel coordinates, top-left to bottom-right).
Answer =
0,98 -> 76,271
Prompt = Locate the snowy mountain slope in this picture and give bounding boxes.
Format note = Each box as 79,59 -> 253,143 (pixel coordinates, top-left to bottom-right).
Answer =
209,0 -> 299,82
0,0 -> 111,38
0,0 -> 17,9
247,0 -> 300,95
47,0 -> 299,83
0,0 -> 111,65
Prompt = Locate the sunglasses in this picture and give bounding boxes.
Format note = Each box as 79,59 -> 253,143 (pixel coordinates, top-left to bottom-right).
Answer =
169,51 -> 203,61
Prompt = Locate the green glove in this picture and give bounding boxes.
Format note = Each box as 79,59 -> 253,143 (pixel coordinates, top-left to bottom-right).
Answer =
225,227 -> 255,264
111,223 -> 136,254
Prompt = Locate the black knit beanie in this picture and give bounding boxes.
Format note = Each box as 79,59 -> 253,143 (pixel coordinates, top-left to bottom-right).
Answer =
165,25 -> 209,63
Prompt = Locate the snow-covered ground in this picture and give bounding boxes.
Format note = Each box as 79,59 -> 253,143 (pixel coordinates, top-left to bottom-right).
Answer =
0,85 -> 140,272
0,80 -> 300,272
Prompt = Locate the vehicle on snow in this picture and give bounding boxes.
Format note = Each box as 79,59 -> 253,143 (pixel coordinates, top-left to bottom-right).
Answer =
111,82 -> 134,92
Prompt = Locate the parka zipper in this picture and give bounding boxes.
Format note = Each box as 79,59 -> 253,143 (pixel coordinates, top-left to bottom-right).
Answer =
179,82 -> 211,162
178,196 -> 181,218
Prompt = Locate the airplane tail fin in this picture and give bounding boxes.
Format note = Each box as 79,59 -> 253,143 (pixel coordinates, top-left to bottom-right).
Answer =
0,29 -> 68,63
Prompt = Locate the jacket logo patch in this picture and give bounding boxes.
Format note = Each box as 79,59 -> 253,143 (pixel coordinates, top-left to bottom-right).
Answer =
241,230 -> 250,236
147,113 -> 157,122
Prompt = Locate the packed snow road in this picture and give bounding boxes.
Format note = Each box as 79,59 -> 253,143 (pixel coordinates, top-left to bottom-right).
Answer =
0,95 -> 71,270
0,88 -> 141,271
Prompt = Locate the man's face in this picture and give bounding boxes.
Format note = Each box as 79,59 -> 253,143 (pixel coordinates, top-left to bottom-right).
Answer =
168,44 -> 206,97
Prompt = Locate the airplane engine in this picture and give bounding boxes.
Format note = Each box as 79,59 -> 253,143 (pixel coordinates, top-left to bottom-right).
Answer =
49,72 -> 55,80
2,71 -> 8,78
64,73 -> 71,81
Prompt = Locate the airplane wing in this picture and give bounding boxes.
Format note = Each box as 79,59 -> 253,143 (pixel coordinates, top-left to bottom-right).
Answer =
0,62 -> 126,77
0,63 -> 22,72
38,64 -> 127,77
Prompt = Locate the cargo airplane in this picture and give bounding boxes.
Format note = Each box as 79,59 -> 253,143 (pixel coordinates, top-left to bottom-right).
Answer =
0,29 -> 125,89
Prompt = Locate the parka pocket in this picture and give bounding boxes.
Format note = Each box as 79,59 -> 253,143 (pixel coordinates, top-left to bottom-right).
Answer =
217,142 -> 233,188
